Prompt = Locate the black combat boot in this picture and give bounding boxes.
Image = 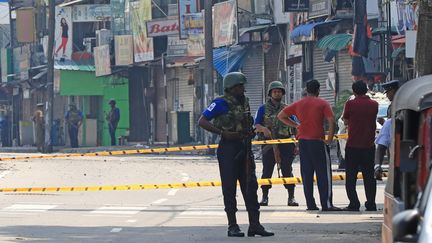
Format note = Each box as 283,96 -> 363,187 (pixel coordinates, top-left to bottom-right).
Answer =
287,187 -> 299,206
247,211 -> 274,237
259,189 -> 269,206
227,212 -> 244,237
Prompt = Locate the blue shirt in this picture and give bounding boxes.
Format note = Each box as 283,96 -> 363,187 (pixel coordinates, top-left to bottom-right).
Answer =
376,118 -> 392,147
254,104 -> 300,125
202,98 -> 229,120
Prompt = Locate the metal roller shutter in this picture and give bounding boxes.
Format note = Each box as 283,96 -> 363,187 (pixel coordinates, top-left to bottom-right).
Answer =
242,47 -> 264,116
313,47 -> 335,105
175,67 -> 195,140
337,50 -> 353,93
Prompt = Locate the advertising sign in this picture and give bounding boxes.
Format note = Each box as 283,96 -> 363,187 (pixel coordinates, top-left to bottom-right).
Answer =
213,0 -> 238,48
178,0 -> 199,39
187,34 -> 204,56
167,35 -> 204,57
13,45 -> 30,81
115,35 -> 133,65
308,0 -> 331,19
283,0 -> 309,12
167,36 -> 188,56
94,45 -> 111,77
16,8 -> 36,43
55,6 -> 72,60
183,12 -> 204,36
146,18 -> 179,37
131,0 -> 154,62
1,48 -> 8,82
72,4 -> 112,22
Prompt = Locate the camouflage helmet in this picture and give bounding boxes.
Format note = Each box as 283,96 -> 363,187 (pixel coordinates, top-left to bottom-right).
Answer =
267,81 -> 285,96
223,72 -> 247,90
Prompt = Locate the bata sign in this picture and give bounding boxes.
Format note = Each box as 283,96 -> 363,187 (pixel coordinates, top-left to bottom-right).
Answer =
146,18 -> 179,37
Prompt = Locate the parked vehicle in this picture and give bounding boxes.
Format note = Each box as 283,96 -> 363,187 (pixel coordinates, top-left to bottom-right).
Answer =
382,75 -> 432,242
392,168 -> 432,242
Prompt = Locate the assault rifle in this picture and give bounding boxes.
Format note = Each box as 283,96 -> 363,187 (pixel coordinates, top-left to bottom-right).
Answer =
263,118 -> 282,178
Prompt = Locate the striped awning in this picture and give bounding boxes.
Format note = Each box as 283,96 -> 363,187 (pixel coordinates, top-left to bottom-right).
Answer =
316,34 -> 352,51
213,46 -> 248,77
290,19 -> 341,41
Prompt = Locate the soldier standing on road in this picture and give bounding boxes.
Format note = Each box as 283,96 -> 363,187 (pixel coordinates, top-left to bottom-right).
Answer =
375,80 -> 400,180
32,103 -> 45,152
106,99 -> 120,146
342,81 -> 378,211
198,72 -> 274,237
278,79 -> 341,211
65,103 -> 83,148
254,81 -> 299,207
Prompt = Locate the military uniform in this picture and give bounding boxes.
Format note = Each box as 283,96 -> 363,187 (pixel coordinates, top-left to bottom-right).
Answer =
255,81 -> 298,206
213,94 -> 260,215
198,72 -> 273,237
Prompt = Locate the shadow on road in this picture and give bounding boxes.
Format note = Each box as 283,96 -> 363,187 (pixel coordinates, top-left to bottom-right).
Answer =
0,221 -> 381,243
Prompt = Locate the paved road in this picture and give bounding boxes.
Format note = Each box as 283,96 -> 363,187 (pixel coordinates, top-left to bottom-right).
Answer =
0,154 -> 384,242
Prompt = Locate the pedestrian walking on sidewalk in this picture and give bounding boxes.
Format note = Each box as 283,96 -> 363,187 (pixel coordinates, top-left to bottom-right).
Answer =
32,103 -> 45,152
254,81 -> 299,207
106,99 -> 120,146
342,81 -> 378,211
198,72 -> 274,237
278,79 -> 341,211
65,103 -> 83,148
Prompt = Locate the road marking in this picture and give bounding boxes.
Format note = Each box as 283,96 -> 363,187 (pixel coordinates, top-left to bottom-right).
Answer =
2,204 -> 57,212
167,189 -> 178,196
0,171 -> 10,179
126,219 -> 137,223
178,206 -> 226,217
90,206 -> 147,215
181,177 -> 189,182
151,198 -> 168,204
110,228 -> 122,233
181,173 -> 188,177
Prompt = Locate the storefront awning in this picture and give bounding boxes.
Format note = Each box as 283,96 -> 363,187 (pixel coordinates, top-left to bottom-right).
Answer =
316,34 -> 352,51
54,59 -> 95,72
290,19 -> 341,41
213,46 -> 248,77
239,24 -> 275,37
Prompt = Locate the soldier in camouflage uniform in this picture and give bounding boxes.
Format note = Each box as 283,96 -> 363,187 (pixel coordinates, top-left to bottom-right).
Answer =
198,72 -> 274,237
254,81 -> 299,207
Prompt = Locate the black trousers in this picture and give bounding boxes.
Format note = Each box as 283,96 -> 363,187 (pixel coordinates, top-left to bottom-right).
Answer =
68,125 -> 79,148
261,143 -> 296,190
109,125 -> 117,146
217,139 -> 260,214
299,139 -> 333,209
345,146 -> 376,209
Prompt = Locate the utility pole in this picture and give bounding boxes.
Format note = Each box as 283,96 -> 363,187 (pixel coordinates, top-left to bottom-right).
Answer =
204,0 -> 214,146
44,0 -> 55,153
415,1 -> 432,76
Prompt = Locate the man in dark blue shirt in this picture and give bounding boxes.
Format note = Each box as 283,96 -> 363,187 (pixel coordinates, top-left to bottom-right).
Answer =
106,99 -> 120,146
198,72 -> 273,238
65,103 -> 83,148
